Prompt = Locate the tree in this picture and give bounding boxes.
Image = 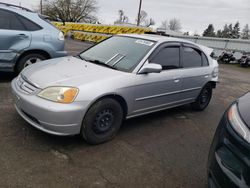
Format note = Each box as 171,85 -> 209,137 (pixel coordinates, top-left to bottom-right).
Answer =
228,24 -> 233,38
241,24 -> 250,39
216,29 -> 223,38
160,20 -> 168,30
203,24 -> 215,37
168,18 -> 182,31
221,24 -> 230,38
136,10 -> 155,27
43,0 -> 98,23
114,10 -> 129,24
144,18 -> 155,27
232,22 -> 240,39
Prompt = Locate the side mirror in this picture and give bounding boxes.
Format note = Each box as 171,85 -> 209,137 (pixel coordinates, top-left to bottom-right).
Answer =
138,63 -> 162,74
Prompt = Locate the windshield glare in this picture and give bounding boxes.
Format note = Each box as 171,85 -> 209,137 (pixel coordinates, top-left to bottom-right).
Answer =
80,36 -> 155,72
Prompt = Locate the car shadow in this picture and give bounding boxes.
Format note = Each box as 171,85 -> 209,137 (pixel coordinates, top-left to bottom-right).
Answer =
20,104 -> 194,150
0,71 -> 16,83
120,104 -> 192,132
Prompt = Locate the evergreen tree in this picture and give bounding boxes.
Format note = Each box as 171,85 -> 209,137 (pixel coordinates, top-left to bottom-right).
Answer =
228,24 -> 233,38
242,24 -> 250,39
216,29 -> 223,38
203,24 -> 216,37
232,22 -> 240,39
221,24 -> 230,38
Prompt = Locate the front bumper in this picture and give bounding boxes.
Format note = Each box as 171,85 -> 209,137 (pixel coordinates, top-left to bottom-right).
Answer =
208,113 -> 250,188
11,78 -> 89,136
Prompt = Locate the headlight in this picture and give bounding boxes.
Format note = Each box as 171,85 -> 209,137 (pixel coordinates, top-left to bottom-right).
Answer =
58,31 -> 64,41
228,103 -> 250,144
38,87 -> 79,103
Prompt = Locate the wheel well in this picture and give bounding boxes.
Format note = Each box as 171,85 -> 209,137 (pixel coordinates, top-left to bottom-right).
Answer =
208,81 -> 217,89
15,50 -> 51,71
96,95 -> 128,119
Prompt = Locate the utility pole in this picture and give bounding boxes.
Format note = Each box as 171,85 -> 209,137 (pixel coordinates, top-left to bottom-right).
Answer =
40,0 -> 43,14
136,0 -> 142,26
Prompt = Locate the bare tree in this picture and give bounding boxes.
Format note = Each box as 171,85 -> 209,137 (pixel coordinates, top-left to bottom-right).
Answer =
136,10 -> 155,27
43,0 -> 98,23
114,10 -> 129,24
168,18 -> 182,31
160,20 -> 168,30
136,10 -> 147,25
145,18 -> 155,27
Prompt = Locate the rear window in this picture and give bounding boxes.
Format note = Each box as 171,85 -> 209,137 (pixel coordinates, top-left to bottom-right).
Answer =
18,16 -> 42,31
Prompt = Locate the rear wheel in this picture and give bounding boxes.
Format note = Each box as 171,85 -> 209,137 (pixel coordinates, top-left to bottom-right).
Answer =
191,83 -> 213,111
81,98 -> 123,145
16,53 -> 47,73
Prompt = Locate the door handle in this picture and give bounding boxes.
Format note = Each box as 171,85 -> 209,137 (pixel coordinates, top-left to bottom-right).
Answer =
204,75 -> 209,78
174,79 -> 180,83
18,34 -> 28,38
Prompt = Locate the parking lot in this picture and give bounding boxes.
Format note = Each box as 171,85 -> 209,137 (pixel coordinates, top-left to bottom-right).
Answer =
1,39 -> 250,188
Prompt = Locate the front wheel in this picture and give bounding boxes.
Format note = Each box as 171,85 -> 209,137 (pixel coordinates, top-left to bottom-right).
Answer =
191,83 -> 213,111
81,98 -> 123,145
16,53 -> 47,73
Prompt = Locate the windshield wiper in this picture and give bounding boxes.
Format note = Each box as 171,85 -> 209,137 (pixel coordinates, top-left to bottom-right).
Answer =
76,54 -> 85,60
79,55 -> 117,70
88,59 -> 117,70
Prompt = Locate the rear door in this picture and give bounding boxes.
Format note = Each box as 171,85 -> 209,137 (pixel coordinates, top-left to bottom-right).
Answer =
179,44 -> 211,101
0,9 -> 31,67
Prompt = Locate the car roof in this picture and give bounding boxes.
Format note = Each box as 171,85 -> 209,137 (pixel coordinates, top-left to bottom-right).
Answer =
119,34 -> 214,55
0,4 -> 37,17
120,34 -> 193,43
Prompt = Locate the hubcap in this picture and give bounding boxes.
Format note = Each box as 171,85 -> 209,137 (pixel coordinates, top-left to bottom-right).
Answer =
200,88 -> 209,104
93,109 -> 114,134
24,57 -> 42,68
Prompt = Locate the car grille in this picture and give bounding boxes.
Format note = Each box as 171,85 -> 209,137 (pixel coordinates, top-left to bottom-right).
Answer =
17,76 -> 39,95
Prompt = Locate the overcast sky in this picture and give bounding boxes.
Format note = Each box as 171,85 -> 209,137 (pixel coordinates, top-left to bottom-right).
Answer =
2,0 -> 250,34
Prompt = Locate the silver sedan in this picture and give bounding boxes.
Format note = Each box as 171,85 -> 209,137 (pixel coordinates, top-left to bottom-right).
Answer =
11,34 -> 219,144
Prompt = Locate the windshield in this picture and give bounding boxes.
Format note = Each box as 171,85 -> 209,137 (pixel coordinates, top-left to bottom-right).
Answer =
80,36 -> 155,72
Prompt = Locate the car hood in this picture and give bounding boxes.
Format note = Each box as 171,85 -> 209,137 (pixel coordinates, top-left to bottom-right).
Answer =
238,92 -> 250,128
21,56 -> 125,88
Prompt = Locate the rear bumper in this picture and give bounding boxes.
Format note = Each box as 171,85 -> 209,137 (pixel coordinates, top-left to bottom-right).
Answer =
11,78 -> 89,136
52,50 -> 68,58
208,113 -> 250,188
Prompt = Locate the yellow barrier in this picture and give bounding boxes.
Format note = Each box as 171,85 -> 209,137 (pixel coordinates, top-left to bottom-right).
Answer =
53,22 -> 152,35
57,26 -> 71,36
52,22 -> 153,42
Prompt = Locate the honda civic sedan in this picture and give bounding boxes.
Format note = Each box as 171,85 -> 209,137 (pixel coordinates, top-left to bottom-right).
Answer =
208,92 -> 250,188
12,34 -> 219,144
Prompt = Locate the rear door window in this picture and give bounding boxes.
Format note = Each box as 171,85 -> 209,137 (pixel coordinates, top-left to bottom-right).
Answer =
0,9 -> 25,30
202,53 -> 209,66
183,47 -> 202,68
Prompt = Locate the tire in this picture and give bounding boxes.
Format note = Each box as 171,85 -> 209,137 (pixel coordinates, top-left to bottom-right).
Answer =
191,83 -> 213,111
16,53 -> 47,73
81,98 -> 123,145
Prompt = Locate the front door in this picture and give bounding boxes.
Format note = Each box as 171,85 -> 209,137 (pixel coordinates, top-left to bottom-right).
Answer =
132,44 -> 183,116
